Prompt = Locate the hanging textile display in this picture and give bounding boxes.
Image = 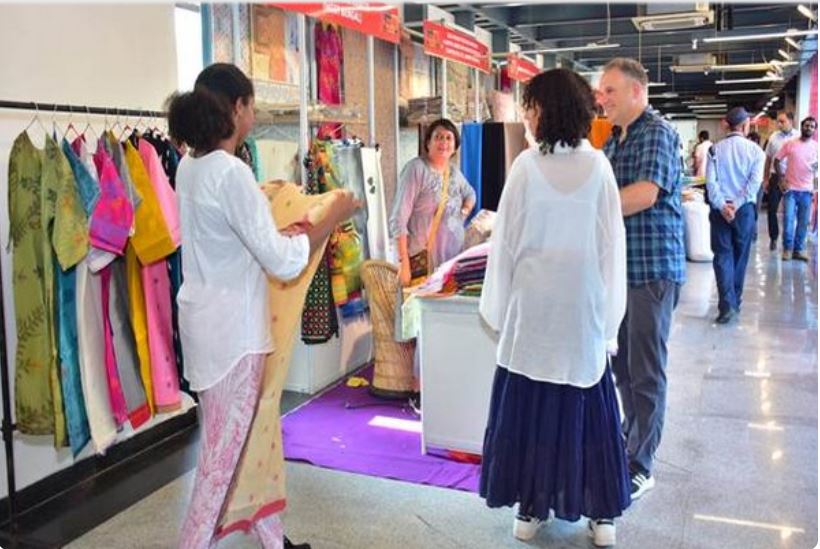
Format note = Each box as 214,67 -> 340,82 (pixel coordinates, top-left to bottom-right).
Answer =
215,182 -> 345,538
255,139 -> 300,183
315,21 -> 344,139
459,123 -> 483,215
480,122 -> 528,212
360,147 -> 390,261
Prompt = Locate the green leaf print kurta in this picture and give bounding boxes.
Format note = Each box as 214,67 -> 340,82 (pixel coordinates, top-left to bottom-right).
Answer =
8,132 -> 88,445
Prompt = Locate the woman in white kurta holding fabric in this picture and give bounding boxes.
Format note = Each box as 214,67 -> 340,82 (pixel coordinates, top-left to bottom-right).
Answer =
478,68 -> 631,547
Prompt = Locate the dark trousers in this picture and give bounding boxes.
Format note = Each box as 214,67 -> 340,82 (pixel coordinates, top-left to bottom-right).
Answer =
611,280 -> 681,476
767,175 -> 784,242
710,202 -> 756,314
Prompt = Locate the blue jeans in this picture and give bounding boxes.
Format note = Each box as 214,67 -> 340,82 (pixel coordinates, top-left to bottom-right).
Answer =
710,203 -> 756,314
782,191 -> 813,252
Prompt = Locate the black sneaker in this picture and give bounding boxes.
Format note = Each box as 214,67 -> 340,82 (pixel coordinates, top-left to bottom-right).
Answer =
769,239 -> 777,251
715,309 -> 736,324
284,536 -> 311,549
630,470 -> 655,500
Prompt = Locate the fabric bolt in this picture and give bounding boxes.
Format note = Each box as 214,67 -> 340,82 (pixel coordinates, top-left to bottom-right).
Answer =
480,123 -> 506,211
216,183 -> 343,536
783,190 -> 814,252
55,264 -> 90,456
315,22 -> 343,105
705,133 -> 765,211
479,143 -> 626,387
142,259 -> 181,413
603,107 -> 686,287
61,138 -> 100,214
139,138 -> 181,247
389,157 -> 476,270
91,143 -> 135,257
126,243 -> 156,414
100,266 -> 129,428
480,365 -> 631,521
124,141 -> 176,265
709,204 -> 756,314
459,123 -> 483,214
107,258 -> 150,427
502,123 -> 527,175
611,280 -> 680,475
8,132 -> 64,442
76,259 -> 118,453
179,353 -> 265,549
360,146 -> 391,261
176,151 -> 309,392
776,138 -> 818,192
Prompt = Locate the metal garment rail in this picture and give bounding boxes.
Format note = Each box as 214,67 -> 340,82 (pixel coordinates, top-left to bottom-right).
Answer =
0,99 -> 165,537
0,100 -> 165,118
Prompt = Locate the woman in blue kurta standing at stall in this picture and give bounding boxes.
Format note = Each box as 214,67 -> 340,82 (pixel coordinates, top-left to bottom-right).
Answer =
478,68 -> 631,547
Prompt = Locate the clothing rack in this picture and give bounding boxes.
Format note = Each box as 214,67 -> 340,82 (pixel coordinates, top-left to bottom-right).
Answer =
0,99 -> 165,539
0,100 -> 165,119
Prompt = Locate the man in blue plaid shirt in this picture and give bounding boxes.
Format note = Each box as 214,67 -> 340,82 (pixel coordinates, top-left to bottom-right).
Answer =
599,58 -> 686,501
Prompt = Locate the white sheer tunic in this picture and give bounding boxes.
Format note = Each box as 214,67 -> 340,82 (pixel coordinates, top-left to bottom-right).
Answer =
176,151 -> 310,391
479,141 -> 627,387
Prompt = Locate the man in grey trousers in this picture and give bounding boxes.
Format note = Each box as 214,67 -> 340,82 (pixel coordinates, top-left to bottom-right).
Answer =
599,58 -> 686,500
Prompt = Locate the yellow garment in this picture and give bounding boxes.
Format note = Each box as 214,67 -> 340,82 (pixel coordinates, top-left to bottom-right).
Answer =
216,182 -> 342,536
125,243 -> 155,414
124,142 -> 175,264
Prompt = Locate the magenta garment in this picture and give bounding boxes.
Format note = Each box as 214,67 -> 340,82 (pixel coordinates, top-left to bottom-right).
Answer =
315,23 -> 343,105
142,260 -> 181,411
179,354 -> 283,549
138,139 -> 181,247
100,266 -> 129,428
90,144 -> 134,255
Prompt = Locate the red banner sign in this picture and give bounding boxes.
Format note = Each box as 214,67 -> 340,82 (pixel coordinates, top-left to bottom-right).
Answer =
507,53 -> 541,82
423,20 -> 491,74
272,3 -> 400,44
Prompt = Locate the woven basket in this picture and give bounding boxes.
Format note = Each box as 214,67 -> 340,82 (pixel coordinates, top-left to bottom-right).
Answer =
360,260 -> 416,397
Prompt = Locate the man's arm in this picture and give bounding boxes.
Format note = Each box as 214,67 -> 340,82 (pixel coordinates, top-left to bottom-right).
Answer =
620,181 -> 660,217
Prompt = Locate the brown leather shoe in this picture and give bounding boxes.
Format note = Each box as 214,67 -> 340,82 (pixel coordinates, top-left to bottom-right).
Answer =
793,250 -> 810,262
782,250 -> 792,261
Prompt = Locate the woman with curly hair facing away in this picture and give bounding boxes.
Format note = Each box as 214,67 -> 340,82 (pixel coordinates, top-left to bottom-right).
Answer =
169,63 -> 357,549
478,68 -> 631,546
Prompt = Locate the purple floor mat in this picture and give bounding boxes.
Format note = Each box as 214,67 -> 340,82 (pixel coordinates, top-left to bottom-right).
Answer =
282,367 -> 481,492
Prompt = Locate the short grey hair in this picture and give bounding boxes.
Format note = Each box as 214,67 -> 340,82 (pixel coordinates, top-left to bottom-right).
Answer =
604,57 -> 648,88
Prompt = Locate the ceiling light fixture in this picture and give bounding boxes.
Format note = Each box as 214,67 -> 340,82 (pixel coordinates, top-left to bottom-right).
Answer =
716,76 -> 783,84
696,114 -> 727,119
686,103 -> 727,108
649,92 -> 678,98
798,4 -> 817,21
778,49 -> 792,60
770,96 -> 780,102
701,28 -> 818,44
516,42 -> 620,55
718,89 -> 774,95
785,37 -> 803,50
648,82 -> 667,87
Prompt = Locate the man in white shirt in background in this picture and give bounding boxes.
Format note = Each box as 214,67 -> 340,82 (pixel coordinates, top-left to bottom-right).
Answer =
763,111 -> 800,250
693,130 -> 712,178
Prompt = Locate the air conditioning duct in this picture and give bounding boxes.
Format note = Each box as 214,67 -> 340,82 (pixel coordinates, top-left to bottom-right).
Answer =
632,3 -> 714,32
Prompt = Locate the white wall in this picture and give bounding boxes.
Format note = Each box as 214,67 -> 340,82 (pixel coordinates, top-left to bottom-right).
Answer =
0,4 -> 187,498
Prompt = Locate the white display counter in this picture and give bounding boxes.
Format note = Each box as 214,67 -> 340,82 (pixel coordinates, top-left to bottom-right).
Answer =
416,295 -> 497,455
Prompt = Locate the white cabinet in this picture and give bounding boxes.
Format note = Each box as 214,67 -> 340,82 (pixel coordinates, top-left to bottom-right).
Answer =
417,296 -> 497,455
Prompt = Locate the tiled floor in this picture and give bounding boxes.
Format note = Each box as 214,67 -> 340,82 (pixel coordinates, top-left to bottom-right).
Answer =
67,229 -> 819,549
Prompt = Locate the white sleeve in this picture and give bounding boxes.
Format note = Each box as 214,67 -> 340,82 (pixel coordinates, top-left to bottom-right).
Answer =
479,156 -> 523,332
218,163 -> 310,281
598,159 -> 627,341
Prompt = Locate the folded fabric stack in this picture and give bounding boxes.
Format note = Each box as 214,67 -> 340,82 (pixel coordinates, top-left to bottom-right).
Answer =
453,255 -> 488,296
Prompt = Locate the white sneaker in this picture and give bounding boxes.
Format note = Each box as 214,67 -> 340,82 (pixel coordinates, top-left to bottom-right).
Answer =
629,471 -> 655,500
588,519 -> 616,547
512,509 -> 554,541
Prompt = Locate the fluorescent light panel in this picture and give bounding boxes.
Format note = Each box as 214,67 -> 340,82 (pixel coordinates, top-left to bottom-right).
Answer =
686,103 -> 727,108
785,37 -> 802,50
716,76 -> 782,85
778,49 -> 792,60
519,42 -> 619,55
719,89 -> 774,95
702,28 -> 818,44
798,4 -> 817,21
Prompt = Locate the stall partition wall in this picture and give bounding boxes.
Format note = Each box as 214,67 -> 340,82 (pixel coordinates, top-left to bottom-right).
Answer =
0,4 -> 190,500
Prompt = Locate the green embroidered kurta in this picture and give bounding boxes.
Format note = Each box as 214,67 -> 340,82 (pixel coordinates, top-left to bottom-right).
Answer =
8,132 -> 88,445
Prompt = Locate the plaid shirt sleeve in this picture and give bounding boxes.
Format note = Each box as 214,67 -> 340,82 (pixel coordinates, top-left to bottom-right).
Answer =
635,124 -> 681,195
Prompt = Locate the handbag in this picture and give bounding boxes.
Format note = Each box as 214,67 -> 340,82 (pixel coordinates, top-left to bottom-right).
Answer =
408,167 -> 450,282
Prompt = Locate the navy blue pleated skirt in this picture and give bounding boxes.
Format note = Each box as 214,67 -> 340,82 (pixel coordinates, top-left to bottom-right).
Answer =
479,365 -> 631,522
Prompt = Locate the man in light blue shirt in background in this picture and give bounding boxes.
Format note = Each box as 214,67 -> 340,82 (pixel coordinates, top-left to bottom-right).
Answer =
705,106 -> 766,324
